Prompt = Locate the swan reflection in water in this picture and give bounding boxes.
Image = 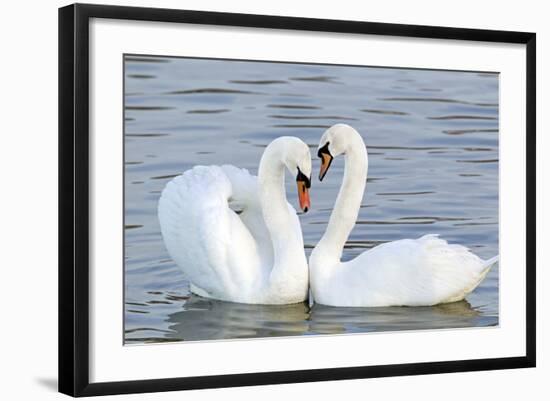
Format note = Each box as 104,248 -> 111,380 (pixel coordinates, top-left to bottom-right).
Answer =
165,296 -> 310,341
163,295 -> 496,342
308,300 -> 495,335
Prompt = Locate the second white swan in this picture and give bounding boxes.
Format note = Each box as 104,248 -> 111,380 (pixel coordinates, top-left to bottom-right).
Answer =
309,124 -> 498,307
158,136 -> 312,305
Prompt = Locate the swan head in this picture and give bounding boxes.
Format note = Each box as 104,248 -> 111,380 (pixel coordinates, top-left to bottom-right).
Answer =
317,124 -> 360,181
261,136 -> 312,212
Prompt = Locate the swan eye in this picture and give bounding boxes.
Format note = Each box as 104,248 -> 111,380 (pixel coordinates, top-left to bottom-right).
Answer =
318,142 -> 334,182
296,168 -> 311,188
296,168 -> 311,213
317,142 -> 331,158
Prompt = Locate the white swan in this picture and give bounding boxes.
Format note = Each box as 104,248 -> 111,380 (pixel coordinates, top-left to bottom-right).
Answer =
158,136 -> 312,305
309,124 -> 498,307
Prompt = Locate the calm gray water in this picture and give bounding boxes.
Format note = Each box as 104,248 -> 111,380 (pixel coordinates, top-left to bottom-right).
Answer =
124,55 -> 499,344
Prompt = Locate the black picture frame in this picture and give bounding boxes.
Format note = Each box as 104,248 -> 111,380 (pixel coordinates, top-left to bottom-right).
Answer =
59,3 -> 536,397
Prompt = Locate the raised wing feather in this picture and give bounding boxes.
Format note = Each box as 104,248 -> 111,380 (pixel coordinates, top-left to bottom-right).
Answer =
158,165 -> 264,301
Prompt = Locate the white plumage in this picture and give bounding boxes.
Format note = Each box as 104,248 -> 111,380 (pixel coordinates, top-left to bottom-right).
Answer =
312,234 -> 497,307
158,137 -> 311,305
310,124 -> 499,307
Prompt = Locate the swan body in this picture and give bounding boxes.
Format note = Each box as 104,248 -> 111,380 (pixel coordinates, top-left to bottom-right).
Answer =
158,137 -> 312,305
310,124 -> 498,307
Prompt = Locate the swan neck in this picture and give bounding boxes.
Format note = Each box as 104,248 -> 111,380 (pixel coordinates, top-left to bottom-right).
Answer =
258,143 -> 305,278
313,135 -> 367,266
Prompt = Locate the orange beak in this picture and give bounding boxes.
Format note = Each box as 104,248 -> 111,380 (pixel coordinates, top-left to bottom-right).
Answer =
297,180 -> 310,212
319,152 -> 333,181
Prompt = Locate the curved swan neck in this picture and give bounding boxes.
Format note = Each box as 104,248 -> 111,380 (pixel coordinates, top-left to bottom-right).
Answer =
258,141 -> 305,276
313,131 -> 368,266
258,143 -> 290,234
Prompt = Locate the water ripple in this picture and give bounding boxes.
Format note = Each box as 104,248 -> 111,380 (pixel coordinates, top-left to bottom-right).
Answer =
369,145 -> 447,151
428,115 -> 497,121
443,128 -> 498,135
267,104 -> 321,109
125,133 -> 170,137
125,106 -> 173,111
165,88 -> 262,95
361,109 -> 409,116
456,159 -> 498,163
290,75 -> 339,83
125,224 -> 143,230
269,115 -> 357,121
230,79 -> 287,85
271,124 -> 332,129
379,97 -> 497,107
377,191 -> 435,196
187,109 -> 230,114
127,74 -> 156,79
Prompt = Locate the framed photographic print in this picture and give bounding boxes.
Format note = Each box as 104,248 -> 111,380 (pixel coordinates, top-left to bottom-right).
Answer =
58,3 -> 536,397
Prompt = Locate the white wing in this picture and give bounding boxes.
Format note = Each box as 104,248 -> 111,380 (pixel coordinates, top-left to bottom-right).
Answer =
317,235 -> 497,307
158,165 -> 269,302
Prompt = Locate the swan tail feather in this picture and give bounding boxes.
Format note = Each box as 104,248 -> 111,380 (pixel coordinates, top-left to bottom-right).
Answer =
455,255 -> 498,301
482,255 -> 499,270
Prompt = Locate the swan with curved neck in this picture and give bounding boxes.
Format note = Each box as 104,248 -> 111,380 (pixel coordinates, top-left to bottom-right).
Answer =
310,124 -> 498,307
158,136 -> 312,304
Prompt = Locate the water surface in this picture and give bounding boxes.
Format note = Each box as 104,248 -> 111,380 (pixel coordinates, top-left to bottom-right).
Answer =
124,55 -> 499,344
